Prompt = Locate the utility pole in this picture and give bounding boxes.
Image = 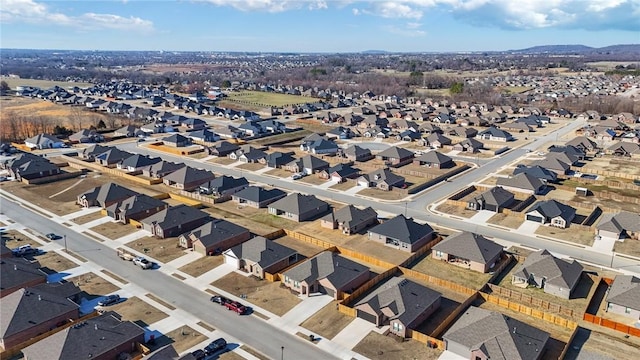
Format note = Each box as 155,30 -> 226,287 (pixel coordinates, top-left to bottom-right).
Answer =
64,235 -> 67,252
281,346 -> 284,360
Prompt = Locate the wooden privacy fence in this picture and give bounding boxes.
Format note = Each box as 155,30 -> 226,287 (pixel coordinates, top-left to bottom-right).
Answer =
486,254 -> 514,285
341,267 -> 399,307
399,267 -> 477,296
479,293 -> 578,330
485,283 -> 578,319
400,236 -> 442,268
431,292 -> 480,338
282,230 -> 335,250
262,229 -> 285,240
583,314 -> 640,337
406,329 -> 445,349
558,325 -> 581,360
168,193 -> 202,207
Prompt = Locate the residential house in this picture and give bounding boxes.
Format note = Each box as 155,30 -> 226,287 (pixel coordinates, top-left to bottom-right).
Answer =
512,249 -> 583,299
104,194 -> 168,224
162,166 -> 215,191
452,138 -> 484,153
525,200 -> 576,228
24,134 -> 65,149
223,237 -> 299,279
21,311 -> 145,360
376,146 -> 415,167
605,142 -> 640,157
496,173 -> 546,195
80,144 -> 111,161
343,145 -> 373,162
116,154 -> 161,172
268,193 -> 330,222
180,219 -> 251,256
9,157 -> 61,182
467,186 -> 515,212
209,141 -> 240,157
284,155 -> 329,175
68,129 -> 104,143
180,118 -> 206,131
142,161 -> 185,179
0,285 -> 80,349
198,175 -> 249,199
566,136 -> 598,152
300,138 -> 339,156
443,306 -> 549,360
412,151 -> 455,169
368,215 -> 435,253
422,133 -> 452,148
320,205 -> 378,235
0,258 -> 47,298
95,148 -> 133,167
188,129 -> 219,143
282,251 -> 369,299
357,168 -> 405,191
114,125 -> 144,138
447,127 -> 478,138
432,232 -> 503,273
319,163 -> 360,182
500,121 -> 533,133
263,152 -> 296,168
477,127 -> 514,142
140,205 -> 211,238
238,148 -> 267,163
77,183 -> 138,208
595,212 -> 640,240
162,133 -> 192,147
354,277 -> 441,337
512,165 -> 558,183
605,275 -> 640,320
231,186 -> 287,208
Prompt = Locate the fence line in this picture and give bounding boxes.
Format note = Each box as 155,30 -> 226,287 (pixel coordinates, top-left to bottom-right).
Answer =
479,293 -> 578,330
431,292 -> 480,338
485,283 -> 578,319
399,267 -> 477,296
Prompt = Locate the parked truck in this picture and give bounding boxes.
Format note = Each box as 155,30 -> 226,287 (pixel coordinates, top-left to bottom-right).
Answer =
117,248 -> 136,261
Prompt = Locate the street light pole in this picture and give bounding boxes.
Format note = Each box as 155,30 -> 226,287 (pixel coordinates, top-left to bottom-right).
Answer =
404,202 -> 408,217
64,235 -> 67,252
281,346 -> 284,360
610,251 -> 615,268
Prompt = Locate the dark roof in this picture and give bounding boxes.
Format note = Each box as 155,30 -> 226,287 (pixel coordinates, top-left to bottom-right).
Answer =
513,249 -> 583,289
163,166 -> 215,185
141,205 -> 210,230
496,173 -> 545,192
355,277 -> 441,326
0,258 -> 47,294
512,165 -> 557,182
325,163 -> 360,177
264,152 -> 296,167
95,148 -> 133,163
186,219 -> 249,248
444,306 -> 549,360
22,312 -> 145,360
527,200 -> 576,222
120,154 -> 161,168
145,161 -> 185,176
233,186 -> 287,203
344,145 -> 371,158
201,175 -> 249,192
105,194 -> 167,218
282,251 -> 369,289
268,193 -> 329,216
162,133 -> 191,144
606,275 -> 640,310
79,183 -> 138,207
368,215 -> 434,245
414,151 -> 453,164
360,168 -> 405,186
293,155 -> 329,172
377,146 -> 415,159
432,232 -> 503,264
227,236 -> 297,269
322,205 -> 377,229
596,211 -> 640,234
474,186 -> 515,208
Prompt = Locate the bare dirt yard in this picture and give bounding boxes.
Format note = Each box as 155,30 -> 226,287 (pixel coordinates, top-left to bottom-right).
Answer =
90,222 -> 138,240
236,162 -> 265,172
208,156 -> 237,166
357,188 -> 407,201
329,181 -> 356,191
126,236 -> 186,264
211,272 -> 302,316
486,213 -> 525,229
34,251 -> 79,273
535,225 -> 596,247
152,326 -> 206,354
353,331 -> 442,360
300,300 -> 354,340
71,211 -> 105,225
272,235 -> 325,258
108,296 -> 169,327
409,253 -> 492,290
613,238 -> 640,258
565,326 -> 640,360
68,272 -> 120,299
2,229 -> 40,249
435,202 -> 476,218
178,255 -> 224,277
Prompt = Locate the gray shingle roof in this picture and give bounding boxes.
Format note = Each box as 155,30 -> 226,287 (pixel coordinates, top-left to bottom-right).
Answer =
368,215 -> 434,245
605,275 -> 640,310
162,166 -> 215,185
120,154 -> 161,168
321,205 -> 377,229
232,186 -> 286,204
228,236 -> 297,269
105,194 -> 167,218
185,219 -> 249,248
344,145 -> 372,158
444,306 -> 549,360
79,183 -> 138,207
414,151 -> 453,165
282,251 -> 368,289
512,165 -> 558,182
496,173 -> 544,192
513,249 -> 583,289
527,200 -> 576,222
596,212 -> 640,234
0,258 -> 47,293
474,186 -> 515,208
377,146 -> 414,159
432,232 -> 503,264
141,205 -> 210,230
360,168 -> 405,187
268,193 -> 329,216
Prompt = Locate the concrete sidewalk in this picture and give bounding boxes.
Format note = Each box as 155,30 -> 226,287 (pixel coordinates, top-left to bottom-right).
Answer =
184,263 -> 236,289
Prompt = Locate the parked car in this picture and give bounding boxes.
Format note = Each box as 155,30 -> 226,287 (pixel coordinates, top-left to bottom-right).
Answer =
291,173 -> 305,180
46,233 -> 59,240
12,245 -> 37,256
224,300 -> 247,315
204,338 -> 227,355
190,349 -> 205,360
210,295 -> 229,305
98,294 -> 120,307
133,257 -> 153,269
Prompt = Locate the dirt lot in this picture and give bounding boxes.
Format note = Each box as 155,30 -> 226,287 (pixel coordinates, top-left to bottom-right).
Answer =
264,167 -> 292,178
329,181 -> 356,191
68,272 -> 120,298
566,327 -> 640,360
236,162 -> 265,171
435,203 -> 476,218
211,272 -> 302,316
34,251 -> 78,273
613,238 -> 640,258
108,296 -> 169,327
203,201 -> 298,234
409,253 -> 492,290
273,235 -> 325,258
588,157 -> 640,177
126,236 -> 186,264
357,188 -> 408,201
71,211 -> 105,225
90,222 -> 138,240
178,255 -> 224,277
2,229 -> 40,249
486,213 -> 525,229
353,331 -> 442,360
299,175 -> 329,186
300,301 -> 354,339
153,326 -> 206,354
535,225 -> 596,247
209,157 -> 238,165
219,351 -> 247,360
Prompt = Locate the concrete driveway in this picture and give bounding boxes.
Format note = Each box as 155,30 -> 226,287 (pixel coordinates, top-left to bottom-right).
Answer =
468,210 -> 495,225
516,220 -> 541,234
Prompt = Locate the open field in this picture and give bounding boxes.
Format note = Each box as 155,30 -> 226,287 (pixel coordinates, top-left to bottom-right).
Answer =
68,272 -> 120,298
357,188 -> 407,201
535,225 -> 596,247
613,238 -> 640,258
0,78 -> 94,89
108,296 -> 169,327
226,91 -> 316,107
208,156 -> 237,165
583,157 -> 640,177
486,212 -> 525,229
126,236 -> 186,264
409,252 -> 492,290
178,255 -> 224,277
211,272 -> 302,316
34,251 -> 78,273
300,300 -> 354,340
250,130 -> 311,146
353,331 -> 442,360
90,222 -> 138,240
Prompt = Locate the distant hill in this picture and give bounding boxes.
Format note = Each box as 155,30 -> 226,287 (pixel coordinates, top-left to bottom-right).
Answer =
510,44 -> 640,55
361,50 -> 388,54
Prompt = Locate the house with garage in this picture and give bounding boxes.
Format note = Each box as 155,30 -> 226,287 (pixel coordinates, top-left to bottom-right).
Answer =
24,134 -> 66,149
443,306 -> 549,360
238,148 -> 267,163
452,138 -> 484,153
180,118 -> 206,131
284,155 -> 329,175
422,133 -> 452,148
282,251 -> 369,299
9,157 -> 61,182
412,151 -> 454,169
529,157 -> 571,176
606,141 -> 640,157
547,145 -> 585,161
77,183 -> 138,208
80,144 -> 111,161
368,215 -> 435,253
354,277 -> 441,337
142,161 -> 184,179
467,186 -> 515,212
512,165 -> 558,183
0,258 -> 47,298
209,141 -> 240,157
566,136 -> 599,153
162,166 -> 215,191
198,175 -> 248,199
223,236 -> 299,279
140,205 -> 211,238
232,186 -> 287,208
357,168 -> 405,191
511,249 -> 583,299
376,146 -> 415,167
300,138 -> 339,156
114,125 -> 144,138
263,151 -> 296,168
476,127 -> 514,142
318,163 -> 360,182
432,232 -> 503,273
95,148 -> 133,167
447,126 -> 478,138
343,145 -> 373,162
596,211 -> 640,240
69,129 -> 104,143
105,194 -> 168,224
180,219 -> 251,256
116,154 -> 161,172
496,172 -> 546,195
188,128 -> 219,143
21,311 -> 145,360
605,275 -> 640,320
525,200 -> 576,228
268,193 -> 330,222
162,133 -> 192,147
320,205 -> 378,235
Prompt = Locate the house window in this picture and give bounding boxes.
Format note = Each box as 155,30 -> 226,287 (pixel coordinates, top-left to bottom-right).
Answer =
626,307 -> 632,314
294,281 -> 300,288
435,251 -> 444,258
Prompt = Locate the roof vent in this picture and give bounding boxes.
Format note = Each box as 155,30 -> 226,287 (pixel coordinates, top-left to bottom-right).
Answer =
95,324 -> 98,331
38,295 -> 42,301
14,264 -> 17,271
513,327 -> 517,334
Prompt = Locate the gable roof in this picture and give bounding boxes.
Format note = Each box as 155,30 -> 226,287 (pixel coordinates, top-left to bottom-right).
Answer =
325,163 -> 359,178
268,193 -> 329,215
232,186 -> 287,203
344,145 -> 372,158
596,211 -> 640,234
475,186 -> 515,207
377,146 -> 414,159
496,173 -> 544,192
322,205 -> 377,229
527,200 -> 576,222
368,215 -> 434,245
145,161 -> 185,176
360,168 -> 405,186
0,258 -> 47,294
512,165 -> 558,182
414,151 -> 453,164
120,154 -> 161,169
140,205 -> 210,230
162,166 -> 214,185
228,236 -> 297,269
606,275 -> 640,310
105,194 -> 167,218
444,306 -> 549,360
282,251 -> 368,289
79,183 -> 138,207
292,155 -> 329,172
186,219 -> 249,248
433,232 -> 503,264
202,175 -> 249,192
513,249 -> 583,289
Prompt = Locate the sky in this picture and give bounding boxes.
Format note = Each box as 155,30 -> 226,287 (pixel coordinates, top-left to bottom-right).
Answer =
1,0 -> 639,52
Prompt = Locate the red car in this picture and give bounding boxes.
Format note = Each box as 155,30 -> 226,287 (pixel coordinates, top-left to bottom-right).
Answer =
224,300 -> 247,315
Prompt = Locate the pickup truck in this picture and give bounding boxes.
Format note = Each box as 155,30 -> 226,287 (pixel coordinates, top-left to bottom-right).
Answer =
117,249 -> 136,261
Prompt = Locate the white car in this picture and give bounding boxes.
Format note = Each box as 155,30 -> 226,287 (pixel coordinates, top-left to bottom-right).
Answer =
133,257 -> 153,269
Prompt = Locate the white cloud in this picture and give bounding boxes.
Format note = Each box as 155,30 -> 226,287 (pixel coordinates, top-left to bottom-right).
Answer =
201,0 -> 302,12
352,8 -> 360,15
1,0 -> 154,32
371,2 -> 423,19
